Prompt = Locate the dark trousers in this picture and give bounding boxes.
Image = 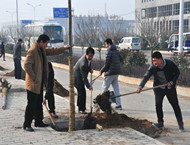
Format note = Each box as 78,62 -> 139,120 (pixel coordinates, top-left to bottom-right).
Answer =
76,85 -> 86,111
23,89 -> 43,127
14,58 -> 21,79
47,92 -> 55,113
154,87 -> 183,126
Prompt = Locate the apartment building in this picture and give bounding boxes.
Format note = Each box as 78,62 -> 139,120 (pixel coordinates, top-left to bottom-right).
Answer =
135,0 -> 190,35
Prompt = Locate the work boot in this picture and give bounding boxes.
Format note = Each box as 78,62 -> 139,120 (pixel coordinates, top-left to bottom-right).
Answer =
23,125 -> 34,132
78,110 -> 87,114
178,122 -> 185,132
115,105 -> 122,110
153,122 -> 164,128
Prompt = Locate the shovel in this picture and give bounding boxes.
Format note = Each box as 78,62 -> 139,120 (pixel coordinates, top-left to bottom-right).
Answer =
91,75 -> 101,85
109,84 -> 168,103
43,103 -> 60,131
90,73 -> 93,113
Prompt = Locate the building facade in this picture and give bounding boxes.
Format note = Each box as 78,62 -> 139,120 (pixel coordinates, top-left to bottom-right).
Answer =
135,0 -> 190,35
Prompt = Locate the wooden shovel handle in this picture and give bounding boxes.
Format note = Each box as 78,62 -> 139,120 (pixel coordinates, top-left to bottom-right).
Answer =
114,84 -> 168,98
43,103 -> 56,126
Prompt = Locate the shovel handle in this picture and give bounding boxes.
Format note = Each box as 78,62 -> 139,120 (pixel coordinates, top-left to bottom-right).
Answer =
114,84 -> 168,98
90,73 -> 93,113
91,75 -> 101,85
43,103 -> 56,126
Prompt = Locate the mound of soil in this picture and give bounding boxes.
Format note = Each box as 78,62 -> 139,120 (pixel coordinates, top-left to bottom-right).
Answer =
94,91 -> 112,114
4,69 -> 26,80
0,66 -> 6,71
83,113 -> 162,138
53,79 -> 69,97
4,69 -> 69,97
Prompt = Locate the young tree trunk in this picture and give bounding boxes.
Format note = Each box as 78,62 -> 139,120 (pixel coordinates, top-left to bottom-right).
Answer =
68,0 -> 75,132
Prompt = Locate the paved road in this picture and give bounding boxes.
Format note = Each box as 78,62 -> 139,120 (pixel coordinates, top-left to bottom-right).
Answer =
73,46 -> 178,64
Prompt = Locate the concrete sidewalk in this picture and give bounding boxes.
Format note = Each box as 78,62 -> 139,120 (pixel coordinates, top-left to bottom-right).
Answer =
0,55 -> 165,144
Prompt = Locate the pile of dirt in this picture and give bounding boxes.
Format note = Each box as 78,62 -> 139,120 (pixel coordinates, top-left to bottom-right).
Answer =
4,69 -> 26,80
0,66 -> 6,71
91,92 -> 164,138
83,113 -> 162,138
94,91 -> 112,114
53,79 -> 69,97
4,69 -> 69,97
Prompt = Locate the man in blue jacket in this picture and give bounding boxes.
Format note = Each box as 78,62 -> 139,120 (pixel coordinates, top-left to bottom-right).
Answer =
100,38 -> 122,110
136,51 -> 184,132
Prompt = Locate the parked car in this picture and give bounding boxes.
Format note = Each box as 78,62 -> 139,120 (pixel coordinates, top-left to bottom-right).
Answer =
118,37 -> 141,51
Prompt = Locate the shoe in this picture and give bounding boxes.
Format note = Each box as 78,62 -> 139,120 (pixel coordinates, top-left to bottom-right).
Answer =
179,125 -> 185,132
50,112 -> 58,118
115,105 -> 122,110
35,122 -> 49,127
23,126 -> 34,132
153,122 -> 164,128
78,110 -> 87,114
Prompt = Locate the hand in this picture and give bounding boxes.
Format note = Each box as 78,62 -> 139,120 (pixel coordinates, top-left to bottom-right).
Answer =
43,98 -> 46,105
90,69 -> 93,74
167,82 -> 172,87
64,45 -> 70,50
136,88 -> 141,93
89,87 -> 93,91
99,72 -> 102,76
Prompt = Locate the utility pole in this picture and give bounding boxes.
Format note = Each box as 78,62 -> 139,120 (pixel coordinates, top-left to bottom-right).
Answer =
16,0 -> 19,39
179,0 -> 184,54
68,0 -> 75,132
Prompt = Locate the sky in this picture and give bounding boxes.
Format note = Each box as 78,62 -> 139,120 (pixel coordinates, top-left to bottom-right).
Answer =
0,0 -> 135,24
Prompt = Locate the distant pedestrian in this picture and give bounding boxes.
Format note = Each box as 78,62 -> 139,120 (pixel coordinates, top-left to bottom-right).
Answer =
23,34 -> 70,132
13,39 -> 23,79
0,41 -> 5,61
136,51 -> 184,132
43,61 -> 58,118
74,47 -> 94,114
99,38 -> 122,110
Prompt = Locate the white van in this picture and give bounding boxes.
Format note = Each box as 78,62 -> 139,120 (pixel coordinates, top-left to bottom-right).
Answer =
118,37 -> 141,50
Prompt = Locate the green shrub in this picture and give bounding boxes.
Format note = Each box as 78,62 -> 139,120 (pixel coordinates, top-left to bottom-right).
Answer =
170,55 -> 190,70
119,49 -> 147,66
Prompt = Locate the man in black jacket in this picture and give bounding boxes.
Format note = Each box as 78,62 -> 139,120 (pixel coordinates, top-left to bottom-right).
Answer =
74,47 -> 94,114
136,51 -> 184,132
0,41 -> 5,61
43,62 -> 58,118
99,38 -> 122,110
13,39 -> 23,79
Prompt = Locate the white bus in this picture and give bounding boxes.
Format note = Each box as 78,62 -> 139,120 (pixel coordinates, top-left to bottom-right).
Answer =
168,32 -> 190,55
24,21 -> 64,50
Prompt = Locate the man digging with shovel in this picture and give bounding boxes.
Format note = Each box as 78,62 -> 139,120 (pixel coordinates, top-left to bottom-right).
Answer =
136,51 -> 184,132
74,47 -> 94,114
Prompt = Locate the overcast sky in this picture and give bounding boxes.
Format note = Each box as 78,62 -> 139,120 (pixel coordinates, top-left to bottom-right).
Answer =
0,0 -> 135,24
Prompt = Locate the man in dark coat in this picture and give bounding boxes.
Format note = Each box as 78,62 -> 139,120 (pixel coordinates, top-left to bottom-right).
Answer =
43,61 -> 58,118
136,51 -> 184,132
0,41 -> 5,61
74,47 -> 94,114
13,39 -> 23,79
99,38 -> 122,110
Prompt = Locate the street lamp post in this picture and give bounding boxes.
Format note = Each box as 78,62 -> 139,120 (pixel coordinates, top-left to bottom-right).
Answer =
26,3 -> 41,21
5,11 -> 15,23
179,0 -> 184,54
16,0 -> 19,39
